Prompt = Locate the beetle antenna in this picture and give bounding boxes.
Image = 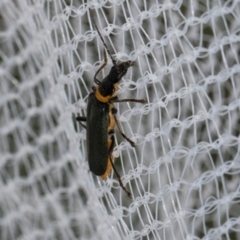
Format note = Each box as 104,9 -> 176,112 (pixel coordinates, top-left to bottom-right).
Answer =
89,9 -> 117,67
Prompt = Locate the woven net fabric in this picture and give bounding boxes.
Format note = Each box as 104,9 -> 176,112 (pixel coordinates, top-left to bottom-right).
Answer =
1,0 -> 240,239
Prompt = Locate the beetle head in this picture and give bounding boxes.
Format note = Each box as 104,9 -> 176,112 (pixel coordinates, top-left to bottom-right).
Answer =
110,61 -> 134,83
99,61 -> 134,97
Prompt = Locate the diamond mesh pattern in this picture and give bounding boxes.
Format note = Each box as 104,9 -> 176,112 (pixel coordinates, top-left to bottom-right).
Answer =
0,0 -> 240,239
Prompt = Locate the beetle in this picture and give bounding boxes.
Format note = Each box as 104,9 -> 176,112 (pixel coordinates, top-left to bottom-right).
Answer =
76,12 -> 146,198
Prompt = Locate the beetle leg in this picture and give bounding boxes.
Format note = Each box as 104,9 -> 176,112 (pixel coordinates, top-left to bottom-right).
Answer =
112,98 -> 146,104
94,49 -> 108,85
76,116 -> 87,129
111,107 -> 117,115
101,135 -> 132,198
113,115 -> 136,147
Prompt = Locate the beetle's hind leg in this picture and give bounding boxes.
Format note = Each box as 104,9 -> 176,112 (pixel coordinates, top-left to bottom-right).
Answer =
76,116 -> 87,129
105,135 -> 132,198
94,49 -> 108,85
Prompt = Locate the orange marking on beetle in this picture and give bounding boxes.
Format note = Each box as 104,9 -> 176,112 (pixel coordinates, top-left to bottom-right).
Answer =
101,139 -> 114,179
108,103 -> 116,131
95,84 -> 119,102
100,103 -> 116,179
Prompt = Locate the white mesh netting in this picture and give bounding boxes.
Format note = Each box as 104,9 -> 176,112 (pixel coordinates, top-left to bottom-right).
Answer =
1,0 -> 240,239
